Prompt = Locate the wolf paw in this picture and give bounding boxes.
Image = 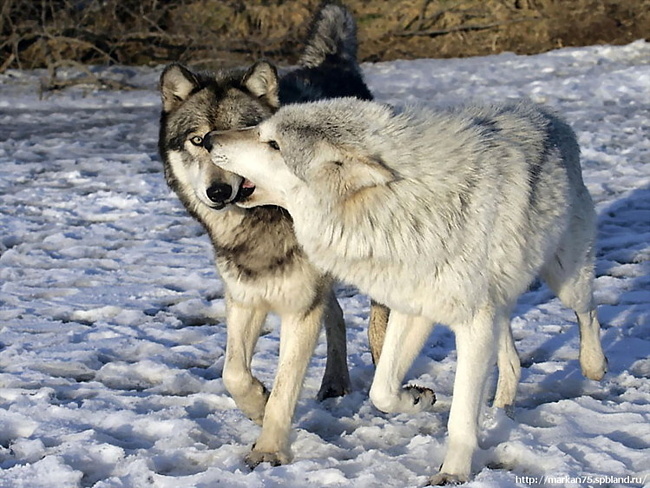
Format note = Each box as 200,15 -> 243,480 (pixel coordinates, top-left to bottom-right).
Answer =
244,448 -> 291,470
405,384 -> 437,412
371,383 -> 436,414
317,379 -> 351,401
236,383 -> 270,426
581,353 -> 608,381
427,472 -> 468,485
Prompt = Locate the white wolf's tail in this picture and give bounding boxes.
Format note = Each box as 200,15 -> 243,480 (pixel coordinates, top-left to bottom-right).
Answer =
299,2 -> 359,68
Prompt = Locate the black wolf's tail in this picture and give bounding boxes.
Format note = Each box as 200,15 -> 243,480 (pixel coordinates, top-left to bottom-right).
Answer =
298,2 -> 359,68
280,2 -> 372,103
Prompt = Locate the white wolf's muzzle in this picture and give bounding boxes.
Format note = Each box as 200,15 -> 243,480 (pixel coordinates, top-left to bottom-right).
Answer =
205,127 -> 262,204
206,127 -> 295,209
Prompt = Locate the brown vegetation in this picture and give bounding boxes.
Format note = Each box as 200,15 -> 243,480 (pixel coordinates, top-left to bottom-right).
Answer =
1,0 -> 648,77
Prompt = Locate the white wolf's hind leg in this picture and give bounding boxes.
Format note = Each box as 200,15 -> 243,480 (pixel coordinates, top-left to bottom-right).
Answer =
576,309 -> 607,380
369,312 -> 436,414
246,303 -> 323,468
318,289 -> 351,401
222,297 -> 270,425
541,225 -> 607,381
493,309 -> 520,409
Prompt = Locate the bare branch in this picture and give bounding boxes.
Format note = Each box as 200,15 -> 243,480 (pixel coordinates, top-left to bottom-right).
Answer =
395,16 -> 542,37
0,52 -> 15,73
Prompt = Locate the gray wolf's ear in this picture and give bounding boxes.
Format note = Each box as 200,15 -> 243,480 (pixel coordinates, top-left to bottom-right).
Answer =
243,61 -> 280,108
160,63 -> 201,113
346,154 -> 395,192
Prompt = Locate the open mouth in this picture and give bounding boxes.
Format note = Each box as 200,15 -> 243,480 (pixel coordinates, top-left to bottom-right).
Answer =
234,179 -> 256,202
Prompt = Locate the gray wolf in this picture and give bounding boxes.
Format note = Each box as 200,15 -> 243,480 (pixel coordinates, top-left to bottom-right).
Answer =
158,4 -> 388,469
206,98 -> 608,484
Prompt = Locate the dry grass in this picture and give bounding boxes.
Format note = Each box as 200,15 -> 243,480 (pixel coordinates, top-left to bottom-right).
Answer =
352,0 -> 650,62
1,0 -> 648,85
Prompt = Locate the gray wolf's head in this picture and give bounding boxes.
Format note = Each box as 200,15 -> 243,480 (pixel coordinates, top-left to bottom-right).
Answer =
158,61 -> 280,211
205,98 -> 396,211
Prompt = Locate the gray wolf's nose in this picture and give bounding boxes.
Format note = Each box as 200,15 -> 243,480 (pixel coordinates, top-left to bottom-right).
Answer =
206,182 -> 232,204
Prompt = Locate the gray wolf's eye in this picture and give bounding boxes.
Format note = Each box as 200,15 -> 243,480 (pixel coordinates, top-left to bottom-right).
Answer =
267,140 -> 280,151
189,136 -> 203,146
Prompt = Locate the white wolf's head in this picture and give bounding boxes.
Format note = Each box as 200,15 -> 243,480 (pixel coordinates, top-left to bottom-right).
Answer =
205,98 -> 396,212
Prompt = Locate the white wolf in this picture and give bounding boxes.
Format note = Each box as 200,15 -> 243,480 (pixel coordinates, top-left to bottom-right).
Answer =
206,98 -> 608,484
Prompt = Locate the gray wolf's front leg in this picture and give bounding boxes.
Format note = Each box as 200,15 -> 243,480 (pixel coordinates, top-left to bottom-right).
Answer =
222,296 -> 269,425
245,303 -> 324,468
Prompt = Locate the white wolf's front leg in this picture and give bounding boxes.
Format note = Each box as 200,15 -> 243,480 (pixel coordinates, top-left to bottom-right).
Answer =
429,307 -> 498,485
245,303 -> 323,468
369,311 -> 436,414
222,296 -> 269,425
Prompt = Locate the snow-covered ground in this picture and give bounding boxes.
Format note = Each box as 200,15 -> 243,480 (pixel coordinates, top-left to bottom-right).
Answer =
0,40 -> 649,488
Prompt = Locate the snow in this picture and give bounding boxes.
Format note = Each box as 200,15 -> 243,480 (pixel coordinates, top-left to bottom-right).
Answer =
1,41 -> 649,487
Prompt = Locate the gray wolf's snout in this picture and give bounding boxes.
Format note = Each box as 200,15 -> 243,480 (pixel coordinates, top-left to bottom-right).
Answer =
206,182 -> 232,206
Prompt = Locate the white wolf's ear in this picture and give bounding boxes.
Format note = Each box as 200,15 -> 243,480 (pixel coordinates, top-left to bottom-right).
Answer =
243,61 -> 280,108
160,63 -> 201,113
343,154 -> 395,193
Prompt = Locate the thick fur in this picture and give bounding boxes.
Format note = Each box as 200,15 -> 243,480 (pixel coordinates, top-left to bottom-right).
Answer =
207,98 -> 608,484
158,4 -> 384,469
